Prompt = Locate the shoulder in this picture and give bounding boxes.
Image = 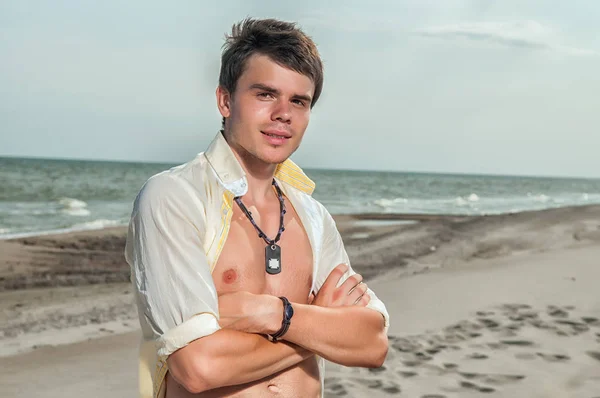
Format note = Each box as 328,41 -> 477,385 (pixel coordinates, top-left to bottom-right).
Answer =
135,154 -> 211,213
295,194 -> 336,232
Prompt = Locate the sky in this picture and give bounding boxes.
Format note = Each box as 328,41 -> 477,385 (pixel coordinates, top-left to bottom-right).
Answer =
1,1 -> 599,178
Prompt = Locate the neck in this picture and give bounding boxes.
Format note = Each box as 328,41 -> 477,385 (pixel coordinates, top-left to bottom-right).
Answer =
224,133 -> 278,205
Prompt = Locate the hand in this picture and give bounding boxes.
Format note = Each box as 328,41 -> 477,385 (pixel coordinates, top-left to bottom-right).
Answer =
218,291 -> 283,335
311,263 -> 370,308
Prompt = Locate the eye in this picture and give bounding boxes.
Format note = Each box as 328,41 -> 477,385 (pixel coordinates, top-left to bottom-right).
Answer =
292,99 -> 306,107
258,92 -> 274,99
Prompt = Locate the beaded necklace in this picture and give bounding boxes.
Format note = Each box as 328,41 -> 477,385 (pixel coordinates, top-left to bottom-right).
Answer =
234,179 -> 286,274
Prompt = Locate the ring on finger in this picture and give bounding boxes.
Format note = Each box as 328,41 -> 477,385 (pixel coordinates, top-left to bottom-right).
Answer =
348,281 -> 364,296
353,294 -> 365,305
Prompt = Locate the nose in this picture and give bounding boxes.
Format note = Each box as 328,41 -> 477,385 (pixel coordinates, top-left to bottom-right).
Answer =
272,100 -> 292,124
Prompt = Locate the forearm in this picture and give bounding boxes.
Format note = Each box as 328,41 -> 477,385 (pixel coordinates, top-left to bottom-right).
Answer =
169,328 -> 313,393
282,304 -> 388,367
209,329 -> 312,387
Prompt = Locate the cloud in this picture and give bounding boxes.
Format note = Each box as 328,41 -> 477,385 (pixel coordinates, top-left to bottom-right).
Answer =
414,21 -> 596,56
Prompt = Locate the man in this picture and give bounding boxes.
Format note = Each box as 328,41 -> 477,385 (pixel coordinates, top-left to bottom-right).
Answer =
125,18 -> 389,398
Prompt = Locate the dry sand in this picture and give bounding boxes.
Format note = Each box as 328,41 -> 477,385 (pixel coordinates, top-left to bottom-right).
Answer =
1,205 -> 600,397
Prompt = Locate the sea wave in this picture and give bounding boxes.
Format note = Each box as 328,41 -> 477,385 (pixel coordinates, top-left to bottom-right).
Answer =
0,218 -> 126,240
367,192 -> 600,215
58,197 -> 91,217
71,219 -> 123,230
373,198 -> 408,208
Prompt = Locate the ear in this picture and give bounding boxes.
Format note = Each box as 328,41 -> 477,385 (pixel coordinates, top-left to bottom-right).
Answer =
216,86 -> 232,118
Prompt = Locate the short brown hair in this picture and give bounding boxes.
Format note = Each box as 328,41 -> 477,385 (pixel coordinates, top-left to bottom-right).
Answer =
219,18 -> 324,109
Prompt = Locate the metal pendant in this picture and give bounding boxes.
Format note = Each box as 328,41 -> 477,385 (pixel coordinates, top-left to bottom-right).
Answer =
265,244 -> 282,275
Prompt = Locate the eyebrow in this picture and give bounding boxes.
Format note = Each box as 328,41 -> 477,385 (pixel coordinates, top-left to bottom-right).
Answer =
249,83 -> 312,104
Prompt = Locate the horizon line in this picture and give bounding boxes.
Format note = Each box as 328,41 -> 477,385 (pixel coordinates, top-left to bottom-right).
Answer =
1,154 -> 599,182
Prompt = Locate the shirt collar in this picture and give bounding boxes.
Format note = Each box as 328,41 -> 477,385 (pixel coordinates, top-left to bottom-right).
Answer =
204,131 -> 315,197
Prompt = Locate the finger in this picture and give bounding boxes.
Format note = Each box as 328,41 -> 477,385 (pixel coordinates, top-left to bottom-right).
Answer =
321,263 -> 349,292
307,292 -> 316,305
340,273 -> 363,295
347,282 -> 368,304
356,293 -> 371,307
352,294 -> 364,305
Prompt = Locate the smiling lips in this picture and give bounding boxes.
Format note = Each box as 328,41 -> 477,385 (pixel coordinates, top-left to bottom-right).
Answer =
262,130 -> 291,138
261,130 -> 291,145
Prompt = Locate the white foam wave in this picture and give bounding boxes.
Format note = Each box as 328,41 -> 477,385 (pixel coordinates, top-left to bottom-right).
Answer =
58,197 -> 91,217
0,219 -> 126,240
58,197 -> 88,209
373,198 -> 408,208
64,208 -> 91,216
71,219 -> 122,230
526,192 -> 552,203
364,191 -> 600,216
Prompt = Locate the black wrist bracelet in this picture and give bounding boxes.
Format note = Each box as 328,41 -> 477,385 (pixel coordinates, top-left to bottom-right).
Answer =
269,297 -> 294,342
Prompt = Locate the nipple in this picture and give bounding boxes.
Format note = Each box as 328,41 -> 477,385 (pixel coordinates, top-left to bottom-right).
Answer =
222,269 -> 237,284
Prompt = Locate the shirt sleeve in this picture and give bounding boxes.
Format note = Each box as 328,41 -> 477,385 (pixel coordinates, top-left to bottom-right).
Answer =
313,207 -> 390,333
125,173 -> 220,357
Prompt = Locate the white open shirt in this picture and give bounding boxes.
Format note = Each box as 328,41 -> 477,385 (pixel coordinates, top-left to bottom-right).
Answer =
125,131 -> 390,398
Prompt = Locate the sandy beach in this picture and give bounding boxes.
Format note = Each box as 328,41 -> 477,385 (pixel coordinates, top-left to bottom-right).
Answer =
2,205 -> 600,397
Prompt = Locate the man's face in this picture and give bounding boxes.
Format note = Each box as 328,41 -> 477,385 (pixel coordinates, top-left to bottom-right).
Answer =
217,54 -> 315,166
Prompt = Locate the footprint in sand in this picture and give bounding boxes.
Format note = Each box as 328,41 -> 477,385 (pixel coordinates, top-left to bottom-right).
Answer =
443,363 -> 459,370
554,319 -> 590,333
536,352 -> 570,362
389,336 -> 421,352
586,351 -> 600,362
324,378 -> 348,397
466,352 -> 489,360
547,305 -> 569,318
476,310 -> 496,316
397,370 -> 418,378
367,365 -> 387,374
500,303 -> 532,312
477,318 -> 501,329
505,322 -> 525,330
459,380 -> 496,393
351,378 -> 402,394
581,317 -> 600,327
352,378 -> 382,389
459,372 -> 526,385
486,342 -> 509,350
500,339 -> 535,347
414,351 -> 434,361
381,383 -> 402,394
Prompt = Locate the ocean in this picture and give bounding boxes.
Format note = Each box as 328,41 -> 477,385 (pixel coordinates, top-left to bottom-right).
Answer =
1,156 -> 600,239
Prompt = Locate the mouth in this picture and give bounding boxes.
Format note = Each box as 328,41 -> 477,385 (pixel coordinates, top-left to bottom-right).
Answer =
261,130 -> 292,139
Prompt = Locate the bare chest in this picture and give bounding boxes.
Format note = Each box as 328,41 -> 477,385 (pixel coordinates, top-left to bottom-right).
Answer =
212,201 -> 313,304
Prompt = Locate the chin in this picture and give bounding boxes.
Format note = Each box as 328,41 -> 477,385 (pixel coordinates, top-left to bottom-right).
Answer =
261,154 -> 291,165
256,142 -> 297,164
258,149 -> 294,165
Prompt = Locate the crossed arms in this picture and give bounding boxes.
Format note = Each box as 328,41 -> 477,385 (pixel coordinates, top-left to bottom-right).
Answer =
126,176 -> 390,395
167,264 -> 389,394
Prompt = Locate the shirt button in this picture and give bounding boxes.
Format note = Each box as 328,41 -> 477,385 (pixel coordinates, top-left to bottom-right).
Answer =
241,182 -> 247,187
